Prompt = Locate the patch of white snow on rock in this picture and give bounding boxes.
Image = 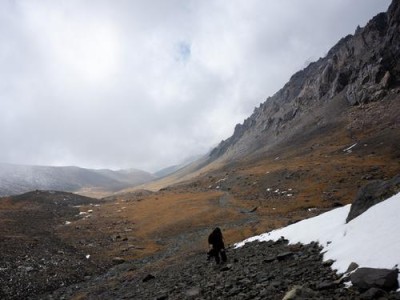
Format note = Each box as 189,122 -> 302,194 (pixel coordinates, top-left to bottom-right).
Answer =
236,192 -> 400,284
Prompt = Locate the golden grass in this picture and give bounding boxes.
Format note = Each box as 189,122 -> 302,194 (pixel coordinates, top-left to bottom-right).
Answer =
56,189 -> 253,264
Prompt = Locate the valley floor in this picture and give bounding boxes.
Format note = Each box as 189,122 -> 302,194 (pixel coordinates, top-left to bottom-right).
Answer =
0,99 -> 399,299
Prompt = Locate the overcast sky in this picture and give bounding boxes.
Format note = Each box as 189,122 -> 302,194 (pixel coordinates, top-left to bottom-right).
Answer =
0,0 -> 391,172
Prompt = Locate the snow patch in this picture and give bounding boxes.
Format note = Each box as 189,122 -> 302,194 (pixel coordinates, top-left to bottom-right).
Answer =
236,192 -> 400,284
343,143 -> 357,153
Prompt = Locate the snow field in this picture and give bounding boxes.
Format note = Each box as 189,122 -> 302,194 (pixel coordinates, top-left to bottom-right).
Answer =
236,192 -> 400,285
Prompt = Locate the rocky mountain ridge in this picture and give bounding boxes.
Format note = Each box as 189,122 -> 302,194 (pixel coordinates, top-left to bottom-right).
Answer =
210,0 -> 400,162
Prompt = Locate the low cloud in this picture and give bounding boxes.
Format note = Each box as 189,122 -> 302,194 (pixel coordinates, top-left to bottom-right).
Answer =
0,0 -> 391,172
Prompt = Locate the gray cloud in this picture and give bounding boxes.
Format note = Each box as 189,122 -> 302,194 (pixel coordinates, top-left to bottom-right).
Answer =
0,0 -> 391,171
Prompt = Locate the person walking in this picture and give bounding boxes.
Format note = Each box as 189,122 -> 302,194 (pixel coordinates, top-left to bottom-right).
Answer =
208,227 -> 227,264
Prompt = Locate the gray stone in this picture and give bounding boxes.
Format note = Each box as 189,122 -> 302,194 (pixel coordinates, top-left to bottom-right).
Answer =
347,174 -> 400,222
351,267 -> 399,291
185,287 -> 201,297
24,266 -> 35,273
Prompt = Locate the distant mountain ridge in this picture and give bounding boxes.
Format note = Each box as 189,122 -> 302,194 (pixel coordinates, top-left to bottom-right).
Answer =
0,163 -> 156,197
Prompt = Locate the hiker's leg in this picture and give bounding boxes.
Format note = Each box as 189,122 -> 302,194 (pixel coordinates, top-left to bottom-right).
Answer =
221,249 -> 227,262
214,250 -> 221,264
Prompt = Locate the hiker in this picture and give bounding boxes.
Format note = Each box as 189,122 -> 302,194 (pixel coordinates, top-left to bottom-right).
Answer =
208,227 -> 227,264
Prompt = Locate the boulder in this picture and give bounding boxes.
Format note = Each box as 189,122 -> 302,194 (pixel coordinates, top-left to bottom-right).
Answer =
351,267 -> 399,291
346,174 -> 400,222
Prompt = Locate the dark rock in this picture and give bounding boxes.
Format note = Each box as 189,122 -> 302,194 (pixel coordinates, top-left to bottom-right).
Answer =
351,267 -> 399,291
274,237 -> 288,245
360,287 -> 388,300
277,252 -> 294,261
347,174 -> 400,222
332,202 -> 344,208
263,256 -> 275,263
220,264 -> 232,271
346,262 -> 359,273
270,281 -> 282,288
316,281 -> 338,290
142,274 -> 155,282
323,259 -> 335,267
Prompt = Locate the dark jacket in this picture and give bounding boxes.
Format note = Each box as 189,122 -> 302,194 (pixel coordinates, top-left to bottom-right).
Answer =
208,229 -> 225,250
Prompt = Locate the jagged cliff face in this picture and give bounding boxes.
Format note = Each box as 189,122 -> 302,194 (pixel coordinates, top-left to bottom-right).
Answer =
210,0 -> 400,161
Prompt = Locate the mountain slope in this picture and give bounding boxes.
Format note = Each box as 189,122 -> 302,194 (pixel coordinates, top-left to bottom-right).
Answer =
135,0 -> 400,193
209,0 -> 400,163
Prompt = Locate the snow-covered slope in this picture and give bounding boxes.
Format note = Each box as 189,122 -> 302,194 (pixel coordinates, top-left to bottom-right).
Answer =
236,192 -> 400,284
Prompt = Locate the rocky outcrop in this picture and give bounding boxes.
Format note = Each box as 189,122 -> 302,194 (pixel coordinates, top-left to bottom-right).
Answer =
351,267 -> 399,292
210,0 -> 400,161
346,174 -> 400,222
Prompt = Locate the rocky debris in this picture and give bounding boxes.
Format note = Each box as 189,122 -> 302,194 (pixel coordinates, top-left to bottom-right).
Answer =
46,239 -> 400,299
0,191 -> 105,300
347,174 -> 400,222
351,267 -> 399,292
